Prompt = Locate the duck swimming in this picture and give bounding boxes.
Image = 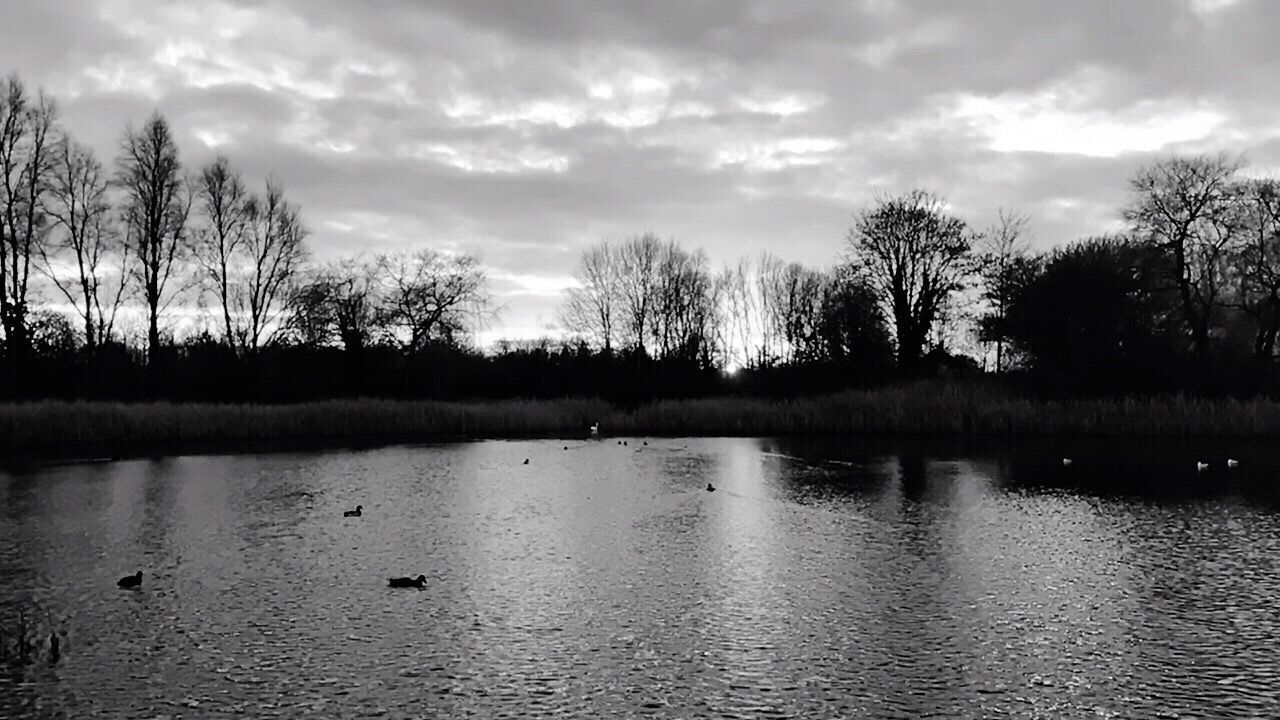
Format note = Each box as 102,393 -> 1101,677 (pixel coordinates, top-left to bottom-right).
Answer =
344,505 -> 363,517
117,571 -> 142,589
706,483 -> 716,492
389,575 -> 427,588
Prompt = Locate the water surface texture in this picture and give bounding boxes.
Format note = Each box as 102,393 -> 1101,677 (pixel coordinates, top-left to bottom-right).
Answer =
3,437 -> 1280,718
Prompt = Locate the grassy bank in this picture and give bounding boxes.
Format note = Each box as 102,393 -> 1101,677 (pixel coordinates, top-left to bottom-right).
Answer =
4,382 -> 1280,456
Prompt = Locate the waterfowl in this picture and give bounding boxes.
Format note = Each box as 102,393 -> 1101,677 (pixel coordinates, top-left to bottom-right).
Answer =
1061,458 -> 1072,467
643,441 -> 647,446
117,571 -> 142,589
344,505 -> 363,517
589,423 -> 599,437
706,483 -> 716,492
388,575 -> 427,589
523,458 -> 530,465
1196,461 -> 1210,471
1227,458 -> 1240,468
623,441 -> 628,447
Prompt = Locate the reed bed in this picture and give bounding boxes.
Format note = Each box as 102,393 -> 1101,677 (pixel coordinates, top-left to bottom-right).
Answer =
4,383 -> 1280,456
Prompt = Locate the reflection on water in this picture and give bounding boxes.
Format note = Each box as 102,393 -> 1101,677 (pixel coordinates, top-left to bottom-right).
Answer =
3,437 -> 1280,717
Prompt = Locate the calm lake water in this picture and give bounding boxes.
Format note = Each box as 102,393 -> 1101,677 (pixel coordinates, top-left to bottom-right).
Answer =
4,436 -> 1280,718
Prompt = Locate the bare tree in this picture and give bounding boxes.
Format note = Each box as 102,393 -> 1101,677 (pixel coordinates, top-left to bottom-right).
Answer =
650,241 -> 718,365
616,233 -> 662,354
281,257 -> 380,352
39,135 -> 129,348
769,262 -> 827,364
715,259 -> 756,370
117,112 -> 192,365
755,252 -> 787,366
560,240 -> 621,351
1235,178 -> 1280,363
0,75 -> 57,356
847,190 -> 973,372
237,178 -> 308,351
194,155 -> 250,349
1125,154 -> 1243,374
375,249 -> 489,354
976,208 -> 1032,372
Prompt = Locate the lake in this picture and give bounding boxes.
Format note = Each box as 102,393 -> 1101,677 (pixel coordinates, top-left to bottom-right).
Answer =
3,436 -> 1280,718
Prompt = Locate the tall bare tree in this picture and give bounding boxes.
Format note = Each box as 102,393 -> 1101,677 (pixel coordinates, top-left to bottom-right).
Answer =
238,178 -> 307,352
616,233 -> 662,354
560,240 -> 621,351
715,259 -> 758,370
194,155 -> 250,349
767,262 -> 827,364
0,75 -> 57,356
976,208 -> 1032,372
755,252 -> 789,366
39,135 -> 128,348
650,241 -> 718,365
1235,178 -> 1280,363
117,112 -> 192,365
1125,154 -> 1242,374
848,190 -> 972,372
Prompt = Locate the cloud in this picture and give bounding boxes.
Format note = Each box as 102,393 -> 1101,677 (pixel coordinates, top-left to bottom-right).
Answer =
3,0 -> 1280,339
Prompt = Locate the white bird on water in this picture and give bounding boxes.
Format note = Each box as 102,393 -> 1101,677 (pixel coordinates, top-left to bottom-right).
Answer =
1227,458 -> 1240,468
1061,458 -> 1072,466
1196,461 -> 1210,471
589,423 -> 599,437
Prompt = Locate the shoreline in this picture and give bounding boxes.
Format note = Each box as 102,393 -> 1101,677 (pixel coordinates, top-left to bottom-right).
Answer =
5,383 -> 1280,462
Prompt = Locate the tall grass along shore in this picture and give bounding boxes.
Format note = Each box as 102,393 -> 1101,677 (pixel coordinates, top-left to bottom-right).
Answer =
5,383 -> 1280,457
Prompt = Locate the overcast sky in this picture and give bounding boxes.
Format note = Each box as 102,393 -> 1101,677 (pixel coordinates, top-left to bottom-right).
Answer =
3,0 -> 1278,340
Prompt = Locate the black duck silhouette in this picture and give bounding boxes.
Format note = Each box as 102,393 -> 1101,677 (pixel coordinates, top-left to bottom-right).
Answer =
706,483 -> 716,492
389,575 -> 427,589
344,505 -> 363,517
117,571 -> 142,588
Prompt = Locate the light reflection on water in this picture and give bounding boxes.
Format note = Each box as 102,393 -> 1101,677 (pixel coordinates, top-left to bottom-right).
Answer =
2,436 -> 1280,717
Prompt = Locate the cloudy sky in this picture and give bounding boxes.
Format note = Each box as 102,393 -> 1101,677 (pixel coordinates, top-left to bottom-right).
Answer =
3,0 -> 1279,340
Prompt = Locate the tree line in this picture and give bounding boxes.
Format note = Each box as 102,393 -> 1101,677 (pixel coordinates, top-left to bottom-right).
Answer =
0,73 -> 492,399
6,67 -> 1280,401
557,156 -> 1280,398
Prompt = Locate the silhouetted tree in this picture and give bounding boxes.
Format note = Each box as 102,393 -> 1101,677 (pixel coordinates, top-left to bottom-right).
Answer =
560,240 -> 621,351
237,178 -> 308,352
716,258 -> 757,369
1125,154 -> 1243,378
650,241 -> 719,366
848,190 -> 973,373
1234,178 -> 1280,364
281,257 -> 379,353
39,134 -> 128,349
1003,237 -> 1181,392
820,265 -> 893,375
616,233 -> 662,354
765,262 -> 826,363
375,249 -> 488,354
976,209 -> 1032,372
117,112 -> 192,367
194,155 -> 250,350
0,74 -> 57,358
